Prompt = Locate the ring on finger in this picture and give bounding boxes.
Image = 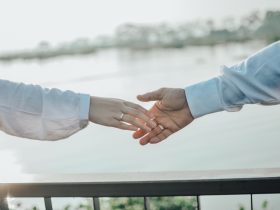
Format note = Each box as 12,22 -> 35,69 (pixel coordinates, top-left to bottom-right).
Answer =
156,101 -> 162,107
120,113 -> 124,121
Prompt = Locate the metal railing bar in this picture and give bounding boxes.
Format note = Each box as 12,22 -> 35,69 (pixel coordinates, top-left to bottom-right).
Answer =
144,197 -> 150,210
44,197 -> 53,210
0,198 -> 9,210
196,195 -> 200,210
93,197 -> 100,210
250,194 -> 253,210
1,177 -> 280,197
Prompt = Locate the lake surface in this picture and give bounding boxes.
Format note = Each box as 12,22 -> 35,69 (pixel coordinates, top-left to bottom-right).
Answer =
1,40 -> 280,174
1,41 -> 280,209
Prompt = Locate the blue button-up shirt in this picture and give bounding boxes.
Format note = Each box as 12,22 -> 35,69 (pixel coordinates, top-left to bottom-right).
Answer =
186,41 -> 280,118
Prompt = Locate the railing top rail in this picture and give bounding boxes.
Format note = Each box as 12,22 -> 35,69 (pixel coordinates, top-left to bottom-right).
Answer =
0,168 -> 280,197
1,168 -> 280,184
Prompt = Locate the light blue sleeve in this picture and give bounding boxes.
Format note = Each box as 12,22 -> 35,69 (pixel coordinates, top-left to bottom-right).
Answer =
185,41 -> 280,118
0,79 -> 90,140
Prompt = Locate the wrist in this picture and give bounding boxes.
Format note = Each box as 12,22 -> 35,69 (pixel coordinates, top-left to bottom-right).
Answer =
184,95 -> 194,121
89,96 -> 99,123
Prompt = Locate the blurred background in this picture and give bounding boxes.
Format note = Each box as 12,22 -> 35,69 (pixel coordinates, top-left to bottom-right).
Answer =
0,0 -> 280,209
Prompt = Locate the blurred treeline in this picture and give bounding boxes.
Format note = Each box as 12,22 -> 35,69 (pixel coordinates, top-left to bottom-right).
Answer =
10,197 -> 197,210
0,10 -> 279,61
112,10 -> 280,48
9,197 -> 270,210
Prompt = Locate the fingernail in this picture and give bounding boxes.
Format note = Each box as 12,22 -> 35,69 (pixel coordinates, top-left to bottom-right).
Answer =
140,141 -> 146,146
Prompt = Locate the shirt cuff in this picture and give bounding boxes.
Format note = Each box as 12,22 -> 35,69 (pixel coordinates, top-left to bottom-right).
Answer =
185,78 -> 224,118
79,93 -> 91,128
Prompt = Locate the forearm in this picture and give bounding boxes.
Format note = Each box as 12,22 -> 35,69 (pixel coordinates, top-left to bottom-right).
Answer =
185,41 -> 280,118
0,79 -> 90,140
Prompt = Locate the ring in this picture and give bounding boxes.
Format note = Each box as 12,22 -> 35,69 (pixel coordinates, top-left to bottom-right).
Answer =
156,101 -> 162,107
120,113 -> 124,121
159,124 -> 164,130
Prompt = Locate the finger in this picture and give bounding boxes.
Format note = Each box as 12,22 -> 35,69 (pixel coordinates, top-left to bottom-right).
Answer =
133,129 -> 147,139
124,101 -> 149,115
149,137 -> 161,144
137,88 -> 164,102
114,121 -> 138,131
122,114 -> 151,132
150,129 -> 173,144
139,126 -> 163,145
125,101 -> 155,119
124,107 -> 157,129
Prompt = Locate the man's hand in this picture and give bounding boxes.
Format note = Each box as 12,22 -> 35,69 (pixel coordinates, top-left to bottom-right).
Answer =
133,88 -> 194,145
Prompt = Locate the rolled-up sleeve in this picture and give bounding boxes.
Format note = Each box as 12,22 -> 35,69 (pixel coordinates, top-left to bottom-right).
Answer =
0,79 -> 90,140
185,41 -> 280,118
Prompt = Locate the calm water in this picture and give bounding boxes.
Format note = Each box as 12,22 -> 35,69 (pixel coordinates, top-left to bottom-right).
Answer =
1,41 -> 280,209
1,41 -> 280,174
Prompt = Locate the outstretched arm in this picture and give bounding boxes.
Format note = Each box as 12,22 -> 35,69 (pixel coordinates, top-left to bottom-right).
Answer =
0,80 -> 155,141
186,40 -> 280,118
134,41 -> 280,145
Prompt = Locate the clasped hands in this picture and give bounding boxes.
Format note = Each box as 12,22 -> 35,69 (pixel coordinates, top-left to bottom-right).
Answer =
89,88 -> 194,145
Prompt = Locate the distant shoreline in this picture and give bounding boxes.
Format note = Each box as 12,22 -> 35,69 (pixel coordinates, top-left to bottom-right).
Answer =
0,10 -> 279,62
0,39 -> 270,63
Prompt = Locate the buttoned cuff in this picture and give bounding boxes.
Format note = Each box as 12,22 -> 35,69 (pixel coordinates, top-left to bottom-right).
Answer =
79,93 -> 91,128
185,78 -> 224,118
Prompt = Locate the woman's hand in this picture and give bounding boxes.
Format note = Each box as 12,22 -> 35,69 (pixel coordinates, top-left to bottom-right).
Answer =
89,96 -> 157,132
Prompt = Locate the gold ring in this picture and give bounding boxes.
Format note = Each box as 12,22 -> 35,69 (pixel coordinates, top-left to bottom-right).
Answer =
159,124 -> 164,130
120,113 -> 124,121
156,101 -> 162,107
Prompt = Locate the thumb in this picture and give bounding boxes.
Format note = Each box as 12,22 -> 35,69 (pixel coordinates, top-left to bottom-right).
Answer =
137,88 -> 164,102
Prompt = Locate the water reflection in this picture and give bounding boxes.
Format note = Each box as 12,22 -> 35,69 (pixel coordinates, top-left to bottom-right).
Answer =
0,41 -> 279,175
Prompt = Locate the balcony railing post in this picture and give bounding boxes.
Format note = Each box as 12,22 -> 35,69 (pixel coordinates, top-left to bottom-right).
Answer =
0,198 -> 9,210
250,194 -> 253,210
93,197 -> 100,210
44,197 -> 53,210
144,197 -> 150,210
196,196 -> 201,210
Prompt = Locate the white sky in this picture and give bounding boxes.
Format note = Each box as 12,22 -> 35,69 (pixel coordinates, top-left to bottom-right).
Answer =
0,0 -> 279,51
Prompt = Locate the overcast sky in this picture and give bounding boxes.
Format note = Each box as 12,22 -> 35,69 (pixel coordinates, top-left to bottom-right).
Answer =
0,0 -> 279,51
